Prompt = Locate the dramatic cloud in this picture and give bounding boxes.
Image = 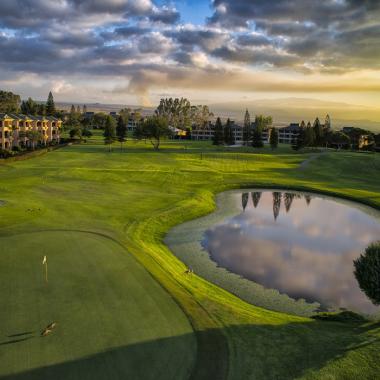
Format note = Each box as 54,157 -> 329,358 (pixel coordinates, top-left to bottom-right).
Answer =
0,0 -> 379,109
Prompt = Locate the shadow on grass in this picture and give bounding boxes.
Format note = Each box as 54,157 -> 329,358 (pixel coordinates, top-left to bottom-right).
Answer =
1,319 -> 378,380
7,332 -> 34,338
0,337 -> 35,346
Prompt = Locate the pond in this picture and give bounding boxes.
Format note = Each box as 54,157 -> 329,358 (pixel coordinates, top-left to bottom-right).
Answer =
166,190 -> 380,317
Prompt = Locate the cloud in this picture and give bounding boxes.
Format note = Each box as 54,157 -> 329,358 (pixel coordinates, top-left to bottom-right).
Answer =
150,6 -> 180,24
0,0 -> 379,105
207,0 -> 380,70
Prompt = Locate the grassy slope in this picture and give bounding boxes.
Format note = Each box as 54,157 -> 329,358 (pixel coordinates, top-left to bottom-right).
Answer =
1,135 -> 379,379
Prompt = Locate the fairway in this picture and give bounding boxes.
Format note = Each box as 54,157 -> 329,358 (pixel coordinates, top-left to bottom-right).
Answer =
0,231 -> 195,379
1,138 -> 380,379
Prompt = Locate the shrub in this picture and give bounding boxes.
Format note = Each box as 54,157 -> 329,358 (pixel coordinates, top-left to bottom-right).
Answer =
0,149 -> 13,158
354,241 -> 380,305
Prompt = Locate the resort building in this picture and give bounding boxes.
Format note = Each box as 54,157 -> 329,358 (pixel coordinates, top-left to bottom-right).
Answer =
127,113 -> 142,132
191,121 -> 270,145
230,121 -> 244,143
278,123 -> 301,144
0,114 -> 62,151
191,121 -> 244,142
190,122 -> 215,140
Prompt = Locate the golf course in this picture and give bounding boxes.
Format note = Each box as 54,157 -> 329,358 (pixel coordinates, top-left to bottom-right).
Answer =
1,135 -> 379,379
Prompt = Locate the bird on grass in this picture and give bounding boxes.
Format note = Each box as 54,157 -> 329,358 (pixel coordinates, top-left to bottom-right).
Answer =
41,322 -> 58,337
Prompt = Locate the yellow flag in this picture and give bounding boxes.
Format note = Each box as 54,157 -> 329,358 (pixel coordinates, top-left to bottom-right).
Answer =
42,256 -> 47,265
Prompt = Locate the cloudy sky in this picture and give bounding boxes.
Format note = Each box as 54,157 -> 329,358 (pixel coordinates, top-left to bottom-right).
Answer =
0,0 -> 379,109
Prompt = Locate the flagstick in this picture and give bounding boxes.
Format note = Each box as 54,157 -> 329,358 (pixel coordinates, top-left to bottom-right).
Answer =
42,256 -> 48,284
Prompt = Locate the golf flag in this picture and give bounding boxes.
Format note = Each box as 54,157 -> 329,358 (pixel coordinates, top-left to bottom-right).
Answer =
42,255 -> 48,283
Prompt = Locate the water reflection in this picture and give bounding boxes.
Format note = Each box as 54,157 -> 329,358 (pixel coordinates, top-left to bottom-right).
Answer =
251,192 -> 262,208
284,193 -> 293,213
207,191 -> 380,314
272,192 -> 282,220
242,193 -> 249,211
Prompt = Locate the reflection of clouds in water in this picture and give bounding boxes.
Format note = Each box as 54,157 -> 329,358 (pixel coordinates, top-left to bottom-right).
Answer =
206,192 -> 380,314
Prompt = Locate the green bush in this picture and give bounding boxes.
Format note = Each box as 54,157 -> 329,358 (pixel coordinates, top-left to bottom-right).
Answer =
354,241 -> 380,305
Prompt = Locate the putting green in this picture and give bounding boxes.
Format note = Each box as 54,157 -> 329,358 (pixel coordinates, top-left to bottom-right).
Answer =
0,230 -> 196,379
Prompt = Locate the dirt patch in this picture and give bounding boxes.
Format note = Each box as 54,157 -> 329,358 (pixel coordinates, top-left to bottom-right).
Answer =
0,200 -> 6,207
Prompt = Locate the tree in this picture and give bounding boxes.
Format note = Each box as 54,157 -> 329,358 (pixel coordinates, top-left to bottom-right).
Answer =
69,128 -> 82,140
156,98 -> 192,130
46,91 -> 56,116
103,115 -> 116,152
324,114 -> 331,130
252,115 -> 272,148
269,128 -> 278,149
119,108 -> 131,124
92,112 -> 108,129
83,104 -> 87,114
313,117 -> 324,146
37,103 -> 46,116
375,133 -> 380,149
0,90 -> 21,113
134,115 -> 171,150
116,115 -> 127,151
223,118 -> 235,145
21,97 -> 37,115
26,130 -> 41,150
212,117 -> 224,145
354,241 -> 380,305
255,115 -> 272,133
252,129 -> 263,148
327,131 -> 350,149
304,124 -> 316,147
66,104 -> 80,130
243,109 -> 251,145
82,128 -> 92,138
191,105 -> 214,129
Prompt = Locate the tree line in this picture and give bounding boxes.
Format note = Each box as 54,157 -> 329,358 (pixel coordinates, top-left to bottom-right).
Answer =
0,90 -> 57,117
292,116 -> 380,151
103,97 -> 215,151
212,110 -> 276,148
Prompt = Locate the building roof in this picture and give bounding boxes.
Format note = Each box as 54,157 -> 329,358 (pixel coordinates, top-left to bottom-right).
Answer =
0,113 -> 13,120
0,113 -> 62,122
279,123 -> 300,132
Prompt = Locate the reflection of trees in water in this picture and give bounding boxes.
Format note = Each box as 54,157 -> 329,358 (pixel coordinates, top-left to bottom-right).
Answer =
284,193 -> 295,213
251,192 -> 262,208
242,192 -> 249,211
272,192 -> 282,220
305,195 -> 312,206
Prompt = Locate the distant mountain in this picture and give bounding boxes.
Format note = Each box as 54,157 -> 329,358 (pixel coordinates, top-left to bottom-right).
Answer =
209,98 -> 380,132
55,98 -> 380,132
55,102 -> 155,115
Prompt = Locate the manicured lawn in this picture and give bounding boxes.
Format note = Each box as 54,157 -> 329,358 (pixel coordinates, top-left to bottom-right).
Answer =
0,231 -> 195,380
0,137 -> 379,379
